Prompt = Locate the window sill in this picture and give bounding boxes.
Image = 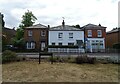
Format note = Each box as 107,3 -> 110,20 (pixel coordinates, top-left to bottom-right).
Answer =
58,38 -> 63,40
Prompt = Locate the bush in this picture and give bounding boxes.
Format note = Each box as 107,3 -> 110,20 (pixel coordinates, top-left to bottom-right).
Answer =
75,56 -> 96,64
76,56 -> 87,64
48,56 -> 76,63
113,43 -> 120,49
87,57 -> 96,64
2,50 -> 18,63
49,56 -> 60,62
67,57 -> 76,63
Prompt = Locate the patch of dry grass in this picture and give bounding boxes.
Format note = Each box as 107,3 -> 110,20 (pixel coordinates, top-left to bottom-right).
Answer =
2,61 -> 118,82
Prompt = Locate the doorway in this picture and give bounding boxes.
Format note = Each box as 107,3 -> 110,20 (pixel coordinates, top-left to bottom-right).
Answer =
41,41 -> 45,51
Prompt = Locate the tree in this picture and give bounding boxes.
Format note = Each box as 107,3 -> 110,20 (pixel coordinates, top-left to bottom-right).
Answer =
71,24 -> 80,29
12,10 -> 37,49
75,24 -> 80,28
1,14 -> 5,28
17,10 -> 37,38
21,10 -> 37,28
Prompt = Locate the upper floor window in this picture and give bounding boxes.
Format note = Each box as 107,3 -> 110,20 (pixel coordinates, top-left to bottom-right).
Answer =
58,33 -> 63,38
69,33 -> 73,39
41,30 -> 46,36
97,30 -> 102,37
28,30 -> 32,36
88,30 -> 92,37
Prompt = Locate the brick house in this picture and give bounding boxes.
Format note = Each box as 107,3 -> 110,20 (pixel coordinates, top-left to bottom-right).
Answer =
24,24 -> 49,51
82,24 -> 106,52
106,28 -> 120,48
2,27 -> 16,45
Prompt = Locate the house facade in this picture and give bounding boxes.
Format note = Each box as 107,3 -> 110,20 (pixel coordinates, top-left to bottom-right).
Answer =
106,28 -> 120,48
48,20 -> 84,52
24,24 -> 49,51
82,24 -> 106,52
2,27 -> 16,45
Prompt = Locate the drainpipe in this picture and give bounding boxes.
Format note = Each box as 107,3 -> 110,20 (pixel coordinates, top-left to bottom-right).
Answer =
84,28 -> 86,53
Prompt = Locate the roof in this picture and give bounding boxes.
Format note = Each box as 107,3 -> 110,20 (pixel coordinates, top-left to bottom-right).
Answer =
50,25 -> 81,31
3,27 -> 16,36
107,28 -> 120,34
25,23 -> 48,29
82,23 -> 106,29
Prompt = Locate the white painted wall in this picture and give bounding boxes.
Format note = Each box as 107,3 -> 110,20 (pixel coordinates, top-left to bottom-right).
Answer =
49,31 -> 84,45
86,38 -> 105,52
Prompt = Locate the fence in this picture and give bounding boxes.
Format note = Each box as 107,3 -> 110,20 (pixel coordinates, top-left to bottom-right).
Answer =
48,48 -> 85,53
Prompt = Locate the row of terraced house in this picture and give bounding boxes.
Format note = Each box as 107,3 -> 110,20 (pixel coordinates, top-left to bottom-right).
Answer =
24,20 -> 107,53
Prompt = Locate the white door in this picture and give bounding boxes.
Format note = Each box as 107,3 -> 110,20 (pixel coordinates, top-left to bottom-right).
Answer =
41,42 -> 45,51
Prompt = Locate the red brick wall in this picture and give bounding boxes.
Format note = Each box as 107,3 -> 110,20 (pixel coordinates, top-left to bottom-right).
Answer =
24,28 -> 48,49
85,29 -> 106,38
106,32 -> 119,48
85,28 -> 106,48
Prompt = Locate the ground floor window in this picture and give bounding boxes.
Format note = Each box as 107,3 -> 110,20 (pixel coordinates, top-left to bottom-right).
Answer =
68,43 -> 74,46
86,39 -> 105,52
26,42 -> 35,49
58,43 -> 62,46
52,43 -> 55,45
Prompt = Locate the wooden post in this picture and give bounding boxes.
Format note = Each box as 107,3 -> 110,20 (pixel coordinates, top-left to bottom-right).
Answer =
39,52 -> 41,64
51,53 -> 53,64
39,45 -> 41,64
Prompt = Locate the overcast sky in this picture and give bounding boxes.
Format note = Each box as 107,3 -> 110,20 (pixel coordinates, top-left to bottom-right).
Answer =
0,0 -> 119,31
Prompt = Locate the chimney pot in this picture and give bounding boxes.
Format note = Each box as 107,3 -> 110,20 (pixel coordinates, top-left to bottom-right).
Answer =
48,25 -> 50,28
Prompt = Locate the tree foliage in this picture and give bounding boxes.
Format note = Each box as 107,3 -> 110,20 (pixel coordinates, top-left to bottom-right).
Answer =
71,24 -> 80,28
21,10 -> 37,28
75,24 -> 80,28
12,10 -> 37,49
2,14 -> 5,28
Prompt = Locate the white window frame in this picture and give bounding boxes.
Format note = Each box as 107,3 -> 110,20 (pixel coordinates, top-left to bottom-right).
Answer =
41,30 -> 46,36
88,30 -> 92,37
97,30 -> 102,37
26,42 -> 35,49
28,30 -> 32,36
58,33 -> 63,38
41,42 -> 46,51
69,33 -> 73,39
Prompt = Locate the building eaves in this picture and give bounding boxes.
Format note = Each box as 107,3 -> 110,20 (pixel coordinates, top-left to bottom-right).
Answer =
82,23 -> 106,29
50,25 -> 81,30
25,23 -> 48,29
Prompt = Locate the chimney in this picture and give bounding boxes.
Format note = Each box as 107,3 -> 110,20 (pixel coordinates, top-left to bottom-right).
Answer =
99,24 -> 101,26
62,20 -> 65,28
13,27 -> 15,30
48,25 -> 50,29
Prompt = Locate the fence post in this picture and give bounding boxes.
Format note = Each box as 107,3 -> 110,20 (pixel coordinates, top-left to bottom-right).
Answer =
39,52 -> 41,64
51,53 -> 53,64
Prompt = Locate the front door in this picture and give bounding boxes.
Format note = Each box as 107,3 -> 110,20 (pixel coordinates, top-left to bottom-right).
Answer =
41,42 -> 45,51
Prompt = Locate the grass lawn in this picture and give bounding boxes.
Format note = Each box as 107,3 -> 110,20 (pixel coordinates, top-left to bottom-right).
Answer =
2,61 -> 118,82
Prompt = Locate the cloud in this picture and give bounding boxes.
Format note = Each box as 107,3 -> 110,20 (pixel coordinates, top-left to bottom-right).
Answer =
0,0 -> 119,31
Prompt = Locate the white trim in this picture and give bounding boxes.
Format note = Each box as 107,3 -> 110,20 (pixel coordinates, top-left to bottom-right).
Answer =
87,38 -> 105,40
97,30 -> 102,37
26,42 -> 35,49
28,30 -> 32,36
86,38 -> 105,52
88,30 -> 92,37
41,30 -> 46,36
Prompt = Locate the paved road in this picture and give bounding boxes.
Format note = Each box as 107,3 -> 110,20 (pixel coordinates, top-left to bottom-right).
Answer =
16,52 -> 119,58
